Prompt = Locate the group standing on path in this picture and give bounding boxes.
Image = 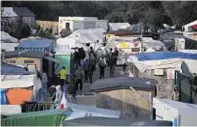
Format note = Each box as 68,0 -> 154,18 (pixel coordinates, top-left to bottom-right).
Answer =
53,46 -> 121,104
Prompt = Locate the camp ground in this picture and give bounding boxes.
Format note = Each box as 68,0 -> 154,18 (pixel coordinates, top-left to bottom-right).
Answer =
1,4 -> 197,126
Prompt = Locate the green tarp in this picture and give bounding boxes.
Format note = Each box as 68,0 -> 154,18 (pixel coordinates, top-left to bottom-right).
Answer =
55,55 -> 71,75
1,109 -> 73,126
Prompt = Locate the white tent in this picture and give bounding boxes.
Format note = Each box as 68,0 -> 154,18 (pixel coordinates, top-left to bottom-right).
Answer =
1,42 -> 19,51
153,98 -> 197,126
2,7 -> 18,17
142,37 -> 166,51
69,28 -> 106,44
55,28 -> 105,53
1,31 -> 18,43
109,23 -> 131,31
1,74 -> 36,89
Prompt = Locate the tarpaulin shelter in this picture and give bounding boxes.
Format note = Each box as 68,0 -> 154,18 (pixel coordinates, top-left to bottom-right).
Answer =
1,74 -> 35,105
126,51 -> 197,99
15,39 -> 55,52
109,23 -> 131,31
153,98 -> 197,126
90,77 -> 157,120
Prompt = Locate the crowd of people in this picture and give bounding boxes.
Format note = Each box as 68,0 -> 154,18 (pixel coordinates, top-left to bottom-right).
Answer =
52,46 -> 121,104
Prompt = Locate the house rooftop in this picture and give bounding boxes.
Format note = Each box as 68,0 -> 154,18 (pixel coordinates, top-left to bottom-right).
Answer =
4,51 -> 46,59
13,7 -> 35,17
90,77 -> 157,92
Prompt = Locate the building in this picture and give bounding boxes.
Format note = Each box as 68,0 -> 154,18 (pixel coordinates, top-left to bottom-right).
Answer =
58,17 -> 108,35
15,39 -> 55,52
90,77 -> 157,120
2,7 -> 36,28
4,51 -> 60,77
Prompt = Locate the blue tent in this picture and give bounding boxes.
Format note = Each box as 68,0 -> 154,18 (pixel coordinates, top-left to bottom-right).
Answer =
135,51 -> 197,61
16,39 -> 55,52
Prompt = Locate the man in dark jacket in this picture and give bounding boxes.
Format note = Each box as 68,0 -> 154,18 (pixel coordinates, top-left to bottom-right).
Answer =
109,53 -> 117,78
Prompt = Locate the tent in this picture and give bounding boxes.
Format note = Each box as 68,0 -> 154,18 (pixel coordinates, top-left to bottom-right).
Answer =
127,51 -> 197,73
1,63 -> 28,75
126,51 -> 197,99
1,31 -> 18,43
159,32 -> 197,50
69,28 -> 106,44
109,23 -> 131,31
0,74 -> 42,105
1,42 -> 19,51
153,98 -> 197,126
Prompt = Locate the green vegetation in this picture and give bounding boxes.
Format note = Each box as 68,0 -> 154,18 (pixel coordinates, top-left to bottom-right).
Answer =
2,1 -> 197,29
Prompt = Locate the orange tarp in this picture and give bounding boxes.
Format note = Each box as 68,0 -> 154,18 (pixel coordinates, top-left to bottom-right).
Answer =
6,88 -> 33,105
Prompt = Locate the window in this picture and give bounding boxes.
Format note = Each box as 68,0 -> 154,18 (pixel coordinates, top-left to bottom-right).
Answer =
24,60 -> 34,63
131,48 -> 140,52
66,23 -> 70,29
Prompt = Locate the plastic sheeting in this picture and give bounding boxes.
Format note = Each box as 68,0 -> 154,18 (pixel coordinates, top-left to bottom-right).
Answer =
6,88 -> 33,105
69,28 -> 105,44
1,105 -> 21,115
135,51 -> 197,61
65,103 -> 120,121
127,52 -> 197,73
18,39 -> 54,48
109,23 -> 131,31
1,63 -> 28,75
1,89 -> 7,105
1,109 -> 72,126
1,74 -> 35,89
1,42 -> 19,51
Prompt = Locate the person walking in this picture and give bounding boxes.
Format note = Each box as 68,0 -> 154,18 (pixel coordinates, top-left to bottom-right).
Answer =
109,53 -> 117,78
172,85 -> 179,101
59,66 -> 67,87
74,66 -> 84,94
87,62 -> 94,83
83,57 -> 89,81
99,56 -> 107,78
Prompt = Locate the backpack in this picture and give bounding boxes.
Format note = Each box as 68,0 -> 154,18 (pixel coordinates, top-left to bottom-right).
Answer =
99,58 -> 106,67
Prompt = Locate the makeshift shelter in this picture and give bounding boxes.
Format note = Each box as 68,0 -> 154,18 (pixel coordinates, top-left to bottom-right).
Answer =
153,98 -> 197,126
4,51 -> 60,77
126,51 -> 197,99
1,62 -> 29,75
109,23 -> 131,31
1,74 -> 35,105
90,77 -> 157,120
1,42 -> 19,51
15,39 -> 55,52
159,32 -> 197,50
69,28 -> 105,44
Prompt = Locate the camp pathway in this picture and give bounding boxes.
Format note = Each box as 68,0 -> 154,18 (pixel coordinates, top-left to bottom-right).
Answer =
69,66 -> 123,106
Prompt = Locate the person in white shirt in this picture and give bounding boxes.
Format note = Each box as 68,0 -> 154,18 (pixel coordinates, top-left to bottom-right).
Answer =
54,85 -> 63,104
99,56 -> 107,79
